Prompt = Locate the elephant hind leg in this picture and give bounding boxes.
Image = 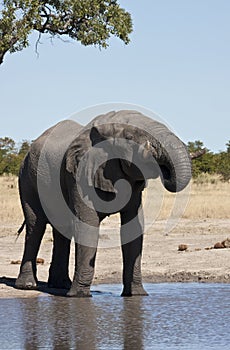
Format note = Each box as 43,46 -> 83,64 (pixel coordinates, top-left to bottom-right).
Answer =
48,228 -> 71,289
15,204 -> 47,290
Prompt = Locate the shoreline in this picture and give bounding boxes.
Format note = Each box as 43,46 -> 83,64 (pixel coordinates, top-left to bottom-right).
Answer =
96,272 -> 230,285
0,273 -> 230,300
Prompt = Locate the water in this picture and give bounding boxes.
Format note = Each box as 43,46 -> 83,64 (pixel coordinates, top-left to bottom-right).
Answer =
0,283 -> 230,350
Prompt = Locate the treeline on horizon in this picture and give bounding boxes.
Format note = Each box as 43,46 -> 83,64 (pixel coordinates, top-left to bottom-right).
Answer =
0,137 -> 229,182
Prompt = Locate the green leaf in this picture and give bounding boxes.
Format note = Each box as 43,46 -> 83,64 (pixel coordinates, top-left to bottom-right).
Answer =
0,0 -> 132,64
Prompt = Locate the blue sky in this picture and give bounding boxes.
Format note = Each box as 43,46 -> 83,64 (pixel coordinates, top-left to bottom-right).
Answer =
0,0 -> 229,152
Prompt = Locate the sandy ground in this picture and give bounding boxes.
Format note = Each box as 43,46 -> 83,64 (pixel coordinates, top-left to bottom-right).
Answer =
0,218 -> 230,298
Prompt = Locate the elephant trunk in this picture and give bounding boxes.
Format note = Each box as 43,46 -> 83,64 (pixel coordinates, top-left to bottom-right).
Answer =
153,131 -> 192,193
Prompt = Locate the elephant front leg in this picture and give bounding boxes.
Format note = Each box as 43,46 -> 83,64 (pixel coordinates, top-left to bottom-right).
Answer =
120,208 -> 148,297
67,243 -> 97,297
121,236 -> 148,296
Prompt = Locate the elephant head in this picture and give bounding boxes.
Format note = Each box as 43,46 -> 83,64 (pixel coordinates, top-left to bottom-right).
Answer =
66,110 -> 192,194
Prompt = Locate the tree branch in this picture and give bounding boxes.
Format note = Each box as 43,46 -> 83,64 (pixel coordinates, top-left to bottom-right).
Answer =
0,52 -> 5,65
35,32 -> 42,57
190,149 -> 207,159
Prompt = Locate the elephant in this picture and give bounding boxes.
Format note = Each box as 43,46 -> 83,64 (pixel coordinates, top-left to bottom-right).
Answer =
15,110 -> 192,297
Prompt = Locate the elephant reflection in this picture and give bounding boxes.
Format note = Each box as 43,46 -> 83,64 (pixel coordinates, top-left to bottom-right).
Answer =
17,291 -> 146,349
18,297 -> 96,349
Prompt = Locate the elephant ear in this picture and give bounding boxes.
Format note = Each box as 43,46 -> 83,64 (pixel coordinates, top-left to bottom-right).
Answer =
86,126 -> 116,192
65,129 -> 90,175
66,127 -> 117,193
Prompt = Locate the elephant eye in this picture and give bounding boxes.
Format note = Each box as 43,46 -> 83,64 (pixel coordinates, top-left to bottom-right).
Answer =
125,132 -> 133,141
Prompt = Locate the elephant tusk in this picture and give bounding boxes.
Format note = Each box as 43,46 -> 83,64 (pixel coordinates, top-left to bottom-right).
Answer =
145,140 -> 151,151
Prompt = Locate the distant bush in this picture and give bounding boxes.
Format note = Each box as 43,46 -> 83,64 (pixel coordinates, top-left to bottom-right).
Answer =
188,140 -> 230,182
0,138 -> 30,176
215,151 -> 230,182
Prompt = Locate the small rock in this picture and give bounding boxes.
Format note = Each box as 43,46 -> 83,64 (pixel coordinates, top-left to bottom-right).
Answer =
178,244 -> 188,251
10,260 -> 21,265
214,242 -> 225,249
195,248 -> 201,251
36,258 -> 44,264
222,238 -> 230,248
11,258 -> 44,264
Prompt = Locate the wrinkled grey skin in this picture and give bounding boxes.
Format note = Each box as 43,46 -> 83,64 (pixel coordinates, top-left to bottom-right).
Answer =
15,110 -> 192,297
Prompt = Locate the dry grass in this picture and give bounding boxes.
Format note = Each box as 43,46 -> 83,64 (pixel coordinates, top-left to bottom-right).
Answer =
184,178 -> 230,219
153,175 -> 230,220
0,175 -> 230,227
0,176 -> 23,225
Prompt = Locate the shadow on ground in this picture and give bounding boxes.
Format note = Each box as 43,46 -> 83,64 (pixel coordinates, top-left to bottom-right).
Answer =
0,276 -> 68,296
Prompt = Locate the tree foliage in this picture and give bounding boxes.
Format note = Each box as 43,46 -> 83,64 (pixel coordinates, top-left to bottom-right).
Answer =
188,141 -> 215,177
188,140 -> 230,181
215,142 -> 230,182
0,0 -> 132,64
0,137 -> 30,175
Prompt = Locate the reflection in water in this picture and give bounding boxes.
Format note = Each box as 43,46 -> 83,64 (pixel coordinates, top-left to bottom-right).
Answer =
122,297 -> 144,350
18,297 -> 97,350
0,283 -> 230,349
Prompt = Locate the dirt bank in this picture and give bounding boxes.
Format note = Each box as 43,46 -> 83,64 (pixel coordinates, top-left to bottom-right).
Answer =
0,218 -> 230,298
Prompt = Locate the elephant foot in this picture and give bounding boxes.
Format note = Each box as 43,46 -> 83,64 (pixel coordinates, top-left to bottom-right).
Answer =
121,283 -> 148,297
67,284 -> 92,298
131,284 -> 149,296
67,290 -> 92,298
15,272 -> 37,290
48,276 -> 72,290
15,261 -> 37,290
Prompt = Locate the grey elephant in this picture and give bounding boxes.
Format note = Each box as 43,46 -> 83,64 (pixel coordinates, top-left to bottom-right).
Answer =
15,110 -> 192,297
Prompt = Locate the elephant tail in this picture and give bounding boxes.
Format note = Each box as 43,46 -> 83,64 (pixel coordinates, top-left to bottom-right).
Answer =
15,220 -> 26,241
